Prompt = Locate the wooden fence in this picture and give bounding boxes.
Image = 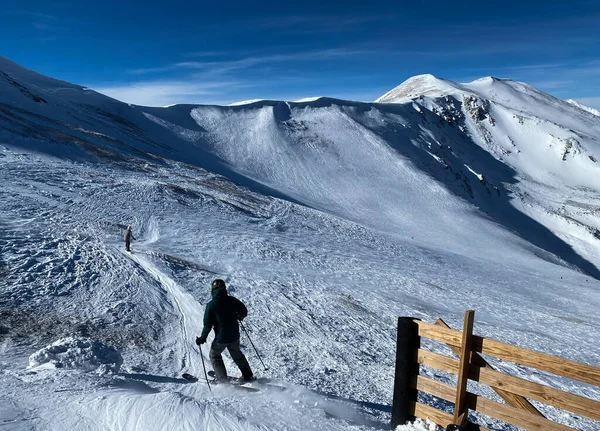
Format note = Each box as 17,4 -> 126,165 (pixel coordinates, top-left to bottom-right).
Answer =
391,310 -> 600,430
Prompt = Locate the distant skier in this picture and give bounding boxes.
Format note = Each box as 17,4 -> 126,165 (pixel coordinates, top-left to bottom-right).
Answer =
124,226 -> 136,252
196,279 -> 254,382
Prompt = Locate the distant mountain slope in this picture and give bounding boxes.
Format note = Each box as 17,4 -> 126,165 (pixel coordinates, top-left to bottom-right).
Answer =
375,74 -> 600,273
1,56 -> 599,278
567,99 -> 600,117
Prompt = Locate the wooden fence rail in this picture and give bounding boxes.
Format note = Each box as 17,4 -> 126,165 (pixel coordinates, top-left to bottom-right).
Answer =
391,310 -> 600,430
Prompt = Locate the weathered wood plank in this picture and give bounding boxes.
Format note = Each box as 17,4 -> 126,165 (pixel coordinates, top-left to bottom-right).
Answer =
435,318 -> 544,417
467,392 -> 577,431
453,310 -> 475,425
419,349 -> 600,421
417,349 -> 459,374
413,375 -> 456,401
415,315 -> 600,428
414,320 -> 463,347
473,364 -> 600,421
472,335 -> 600,387
411,376 -> 494,431
417,317 -> 600,387
410,401 -> 455,428
411,400 -> 494,431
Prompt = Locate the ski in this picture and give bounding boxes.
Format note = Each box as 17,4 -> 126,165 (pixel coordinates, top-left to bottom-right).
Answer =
184,371 -> 285,392
205,371 -> 260,392
207,370 -> 253,383
215,381 -> 260,392
206,371 -> 286,391
182,371 -> 260,392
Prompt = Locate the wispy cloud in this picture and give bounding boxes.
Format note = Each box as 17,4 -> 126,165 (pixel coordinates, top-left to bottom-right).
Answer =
98,46 -> 375,106
5,10 -> 58,20
505,61 -> 600,76
185,14 -> 394,38
574,97 -> 600,110
128,47 -> 368,75
127,63 -> 200,75
367,42 -> 552,60
453,59 -> 600,91
442,14 -> 600,38
91,69 -> 391,107
571,61 -> 600,77
512,61 -> 600,97
503,63 -> 568,72
528,80 -> 574,90
252,14 -> 392,34
32,22 -> 53,30
92,79 -> 249,106
181,51 -> 223,58
6,9 -> 64,36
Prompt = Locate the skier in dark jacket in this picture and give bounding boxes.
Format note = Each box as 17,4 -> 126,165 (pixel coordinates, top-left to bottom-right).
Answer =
196,279 -> 254,381
124,226 -> 136,252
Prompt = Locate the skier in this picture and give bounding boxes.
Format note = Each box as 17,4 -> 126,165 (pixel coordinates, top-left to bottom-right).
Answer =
196,279 -> 254,382
124,226 -> 136,252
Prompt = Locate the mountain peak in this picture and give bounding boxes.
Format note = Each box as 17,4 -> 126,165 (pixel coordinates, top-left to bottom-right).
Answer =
469,76 -> 498,84
376,75 -> 514,104
375,74 -> 461,103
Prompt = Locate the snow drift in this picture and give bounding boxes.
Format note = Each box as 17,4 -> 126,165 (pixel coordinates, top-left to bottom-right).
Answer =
29,337 -> 123,374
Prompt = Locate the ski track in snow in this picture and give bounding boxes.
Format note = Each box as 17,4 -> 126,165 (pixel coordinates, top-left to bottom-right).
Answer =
128,249 -> 198,374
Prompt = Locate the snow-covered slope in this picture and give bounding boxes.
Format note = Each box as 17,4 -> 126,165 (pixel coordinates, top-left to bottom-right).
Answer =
376,74 -> 600,276
376,74 -> 466,100
1,57 -> 599,430
567,99 -> 600,118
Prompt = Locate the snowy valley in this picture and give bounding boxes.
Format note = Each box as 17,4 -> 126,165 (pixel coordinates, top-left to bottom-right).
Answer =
0,55 -> 599,430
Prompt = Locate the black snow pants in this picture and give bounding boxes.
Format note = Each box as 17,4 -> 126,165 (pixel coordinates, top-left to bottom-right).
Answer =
209,339 -> 253,380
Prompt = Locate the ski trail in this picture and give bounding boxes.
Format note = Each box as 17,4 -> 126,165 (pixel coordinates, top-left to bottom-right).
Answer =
128,251 -> 204,376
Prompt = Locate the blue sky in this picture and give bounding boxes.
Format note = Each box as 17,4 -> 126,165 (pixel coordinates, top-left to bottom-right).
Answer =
2,0 -> 600,107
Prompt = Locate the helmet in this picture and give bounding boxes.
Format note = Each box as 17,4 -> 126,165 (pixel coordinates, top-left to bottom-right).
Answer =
211,279 -> 226,291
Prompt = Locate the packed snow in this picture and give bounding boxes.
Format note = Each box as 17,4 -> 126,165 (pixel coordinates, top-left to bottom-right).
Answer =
1,56 -> 599,430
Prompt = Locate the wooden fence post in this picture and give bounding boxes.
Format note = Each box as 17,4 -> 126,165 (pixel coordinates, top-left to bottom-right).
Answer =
391,317 -> 421,429
453,310 -> 475,426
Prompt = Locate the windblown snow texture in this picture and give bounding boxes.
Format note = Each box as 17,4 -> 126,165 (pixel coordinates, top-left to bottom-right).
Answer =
28,337 -> 123,374
1,56 -> 599,430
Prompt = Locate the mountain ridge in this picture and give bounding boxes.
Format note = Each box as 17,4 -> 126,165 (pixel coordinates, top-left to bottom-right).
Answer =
1,55 -> 599,279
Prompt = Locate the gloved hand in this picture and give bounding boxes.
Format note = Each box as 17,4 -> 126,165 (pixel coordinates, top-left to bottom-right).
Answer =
196,336 -> 206,346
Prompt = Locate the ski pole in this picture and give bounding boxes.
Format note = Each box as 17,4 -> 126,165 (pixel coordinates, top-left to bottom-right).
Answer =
199,345 -> 212,392
239,320 -> 268,371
